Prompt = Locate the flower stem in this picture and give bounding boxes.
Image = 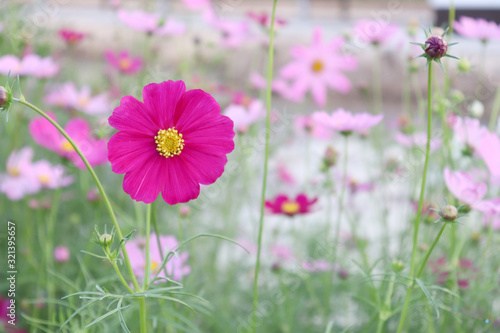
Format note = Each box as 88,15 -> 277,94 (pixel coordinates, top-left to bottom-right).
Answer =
13,98 -> 141,293
139,298 -> 147,333
252,0 -> 277,331
334,135 -> 349,259
143,204 -> 152,290
416,223 -> 447,279
489,84 -> 500,131
396,62 -> 434,333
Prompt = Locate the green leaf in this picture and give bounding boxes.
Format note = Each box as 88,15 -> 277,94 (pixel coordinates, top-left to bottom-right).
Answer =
59,298 -> 101,331
85,303 -> 130,328
415,278 -> 440,318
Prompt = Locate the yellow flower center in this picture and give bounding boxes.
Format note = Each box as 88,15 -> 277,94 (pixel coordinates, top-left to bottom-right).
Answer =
155,127 -> 185,158
119,58 -> 132,70
311,60 -> 324,73
281,201 -> 300,215
38,174 -> 51,185
8,167 -> 20,177
150,261 -> 160,275
61,140 -> 75,152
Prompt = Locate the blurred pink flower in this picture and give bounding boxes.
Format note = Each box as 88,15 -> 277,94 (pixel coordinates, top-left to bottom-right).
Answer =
105,50 -> 143,74
444,168 -> 487,205
301,259 -> 334,272
474,198 -> 500,216
32,160 -> 73,189
271,244 -> 295,261
211,18 -> 250,48
126,233 -> 190,282
265,194 -> 318,216
54,245 -> 70,263
0,147 -> 39,201
394,132 -> 442,151
294,115 -> 332,139
279,27 -> 357,106
45,82 -> 110,115
353,20 -> 400,45
0,54 -> 59,78
182,0 -> 211,10
58,29 -> 85,44
29,113 -> 108,169
312,108 -> 383,134
347,177 -> 374,194
454,16 -> 500,42
247,11 -> 286,28
118,9 -> 185,35
1,296 -> 28,332
249,72 -> 297,100
277,164 -> 295,184
453,117 -> 487,156
224,99 -> 265,133
477,131 -> 500,183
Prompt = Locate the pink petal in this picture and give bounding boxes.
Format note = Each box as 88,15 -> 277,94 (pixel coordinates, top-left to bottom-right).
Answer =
143,81 -> 186,129
109,95 -> 158,136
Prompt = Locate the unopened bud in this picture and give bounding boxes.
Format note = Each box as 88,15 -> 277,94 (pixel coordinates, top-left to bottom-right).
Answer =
392,259 -> 404,273
0,86 -> 11,110
457,58 -> 471,72
425,36 -> 448,59
100,233 -> 113,246
469,100 -> 484,118
441,205 -> 458,221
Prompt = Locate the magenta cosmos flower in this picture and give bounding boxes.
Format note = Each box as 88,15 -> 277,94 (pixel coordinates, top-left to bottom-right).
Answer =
279,27 -> 357,106
454,16 -> 500,43
312,108 -> 383,134
58,29 -> 85,45
105,50 -> 143,75
353,20 -> 400,45
108,80 -> 235,204
30,113 -> 108,169
265,194 -> 318,216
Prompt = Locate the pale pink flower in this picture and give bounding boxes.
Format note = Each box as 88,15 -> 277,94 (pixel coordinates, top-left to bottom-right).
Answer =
29,113 -> 108,169
210,18 -> 250,48
353,20 -> 400,45
247,11 -> 286,29
454,16 -> 500,42
312,108 -> 383,134
45,82 -> 110,115
474,198 -> 500,216
126,233 -> 190,282
32,160 -> 73,189
277,164 -> 295,184
477,131 -> 500,183
279,27 -> 357,106
271,244 -> 295,261
224,99 -> 265,133
182,0 -> 211,10
118,9 -> 185,36
395,132 -> 442,151
54,246 -> 70,263
104,50 -> 143,74
453,117 -> 488,155
0,54 -> 59,78
59,29 -> 85,44
294,114 -> 332,139
0,55 -> 26,76
249,72 -> 297,100
0,147 -> 39,201
444,168 -> 487,205
301,259 -> 334,272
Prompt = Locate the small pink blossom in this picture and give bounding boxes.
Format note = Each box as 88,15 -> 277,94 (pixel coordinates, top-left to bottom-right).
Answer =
277,164 -> 295,184
45,82 -> 110,115
29,113 -> 108,169
353,20 -> 400,45
271,244 -> 295,262
224,99 -> 265,133
0,54 -> 59,78
210,17 -> 250,48
477,131 -> 500,183
312,108 -> 383,134
347,177 -> 374,194
454,16 -> 500,42
279,27 -> 357,106
182,0 -> 211,10
0,148 -> 39,201
247,11 -> 286,29
105,50 -> 143,74
58,29 -> 85,44
294,114 -> 332,139
126,233 -> 190,282
54,245 -> 70,263
118,9 -> 185,36
265,194 -> 318,216
32,160 -> 73,189
474,198 -> 500,216
395,132 -> 442,151
301,259 -> 334,272
443,168 -> 487,205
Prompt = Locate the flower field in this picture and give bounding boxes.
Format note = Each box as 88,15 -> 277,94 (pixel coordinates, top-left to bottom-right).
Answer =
0,0 -> 500,332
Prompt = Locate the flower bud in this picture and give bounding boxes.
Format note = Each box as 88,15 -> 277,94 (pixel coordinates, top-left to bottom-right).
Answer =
468,100 -> 484,118
338,268 -> 349,279
457,58 -> 471,73
179,205 -> 190,217
450,90 -> 465,104
0,86 -> 11,110
100,233 -> 113,246
441,205 -> 458,221
392,259 -> 404,273
425,36 -> 448,59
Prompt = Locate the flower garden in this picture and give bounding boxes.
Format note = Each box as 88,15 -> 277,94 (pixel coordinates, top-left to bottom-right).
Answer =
1,0 -> 500,332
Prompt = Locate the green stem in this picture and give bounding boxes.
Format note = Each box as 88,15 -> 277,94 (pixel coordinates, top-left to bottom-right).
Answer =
397,62 -> 434,333
139,298 -> 147,333
416,223 -> 446,278
372,45 -> 383,114
334,135 -> 349,259
108,248 -> 134,293
251,1 -> 277,331
13,98 -> 141,292
143,204 -> 152,290
46,188 -> 61,320
489,84 -> 500,131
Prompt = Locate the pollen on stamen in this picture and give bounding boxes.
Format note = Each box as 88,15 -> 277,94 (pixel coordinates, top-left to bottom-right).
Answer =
154,127 -> 185,158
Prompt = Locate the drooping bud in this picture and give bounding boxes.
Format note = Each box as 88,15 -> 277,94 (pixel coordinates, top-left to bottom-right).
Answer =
0,86 -> 12,111
99,233 -> 113,246
425,36 -> 448,59
441,205 -> 458,221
